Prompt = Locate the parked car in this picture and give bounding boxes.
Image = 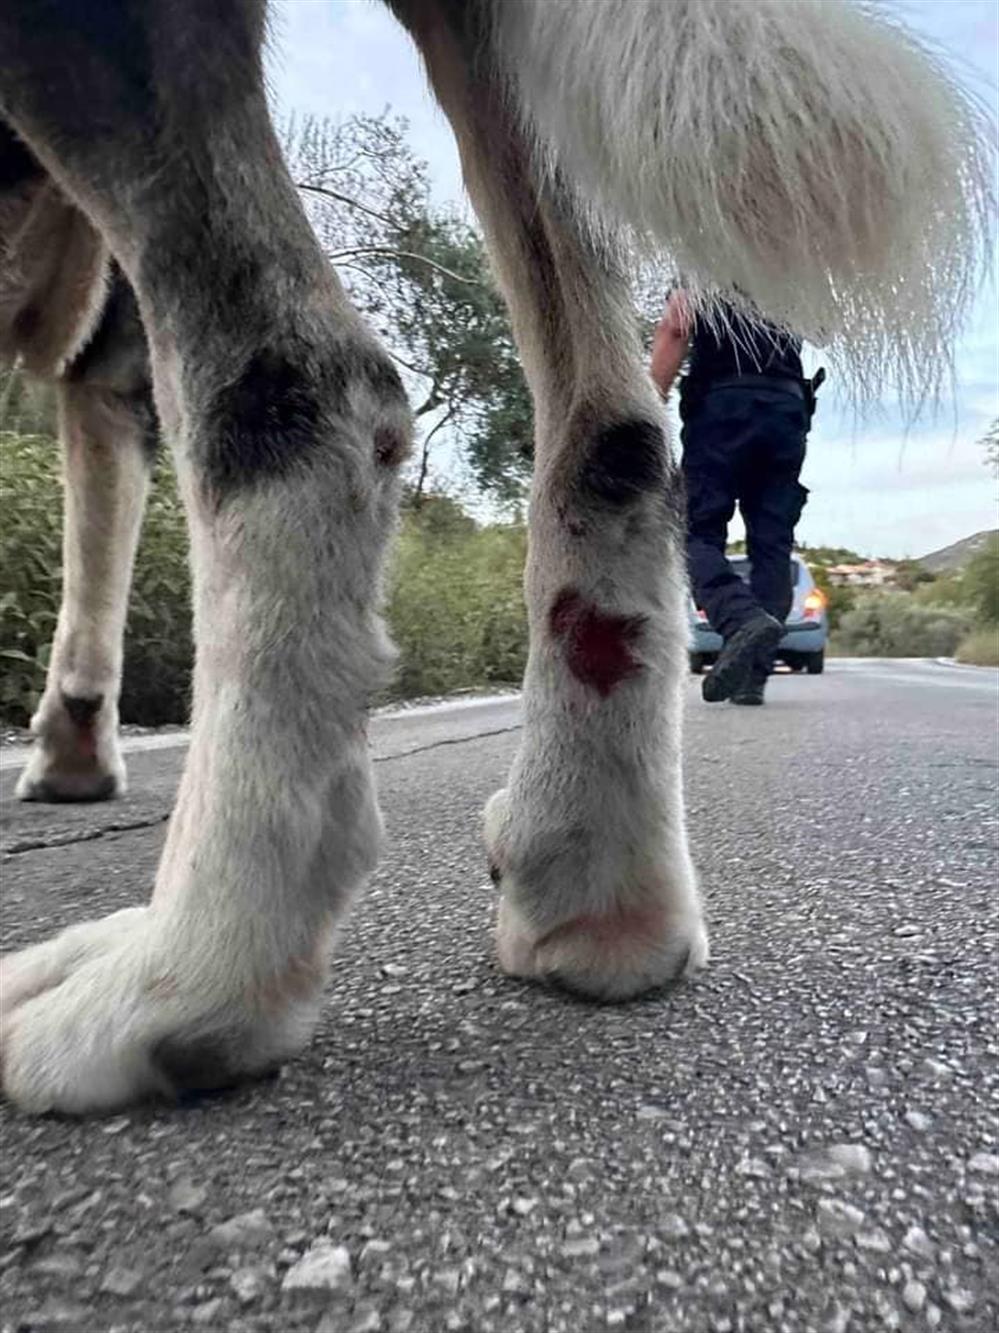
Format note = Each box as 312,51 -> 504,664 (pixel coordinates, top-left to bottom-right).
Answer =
688,555 -> 827,675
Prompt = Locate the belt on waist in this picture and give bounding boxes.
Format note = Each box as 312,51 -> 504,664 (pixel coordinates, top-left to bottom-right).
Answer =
705,374 -> 806,400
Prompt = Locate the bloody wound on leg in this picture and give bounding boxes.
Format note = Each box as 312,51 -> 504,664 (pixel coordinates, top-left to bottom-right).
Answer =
549,590 -> 644,697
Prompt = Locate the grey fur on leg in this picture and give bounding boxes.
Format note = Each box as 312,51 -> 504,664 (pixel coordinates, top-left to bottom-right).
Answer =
0,0 -> 410,1113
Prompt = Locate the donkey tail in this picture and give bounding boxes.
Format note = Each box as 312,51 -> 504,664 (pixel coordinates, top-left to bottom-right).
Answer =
491,0 -> 994,404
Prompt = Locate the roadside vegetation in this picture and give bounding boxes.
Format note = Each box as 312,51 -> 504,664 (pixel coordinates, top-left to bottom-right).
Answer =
822,538 -> 998,664
831,595 -> 972,659
0,426 -> 529,727
4,420 -> 993,728
816,534 -> 998,664
954,626 -> 999,667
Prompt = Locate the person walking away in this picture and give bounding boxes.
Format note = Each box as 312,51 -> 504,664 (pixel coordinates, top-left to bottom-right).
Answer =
651,291 -> 823,705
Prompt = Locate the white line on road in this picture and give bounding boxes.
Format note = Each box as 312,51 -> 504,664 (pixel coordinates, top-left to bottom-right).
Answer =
0,692 -> 523,773
831,658 -> 998,691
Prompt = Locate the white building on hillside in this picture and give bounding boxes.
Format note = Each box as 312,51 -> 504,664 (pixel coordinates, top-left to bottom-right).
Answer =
825,561 -> 898,588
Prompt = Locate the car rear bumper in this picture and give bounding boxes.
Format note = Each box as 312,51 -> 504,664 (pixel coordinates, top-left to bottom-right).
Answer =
779,623 -> 827,652
690,621 -> 827,654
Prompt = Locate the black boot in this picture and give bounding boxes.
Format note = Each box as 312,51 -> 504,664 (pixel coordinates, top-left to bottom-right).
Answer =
731,665 -> 769,706
702,612 -> 782,703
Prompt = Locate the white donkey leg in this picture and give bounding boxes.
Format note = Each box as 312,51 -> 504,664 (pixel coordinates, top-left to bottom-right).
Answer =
484,297 -> 708,1002
17,271 -> 154,803
0,0 -> 409,1113
400,7 -> 707,1000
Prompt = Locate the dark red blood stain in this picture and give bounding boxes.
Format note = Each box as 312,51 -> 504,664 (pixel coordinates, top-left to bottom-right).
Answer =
61,694 -> 102,761
549,589 -> 644,697
66,717 -> 98,762
76,726 -> 98,762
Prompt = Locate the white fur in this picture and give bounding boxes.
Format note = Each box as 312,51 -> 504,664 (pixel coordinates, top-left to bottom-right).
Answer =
0,906 -> 322,1114
494,0 -> 994,406
400,18 -> 711,1001
2,301 -> 408,1111
482,381 -> 708,998
488,792 -> 707,1002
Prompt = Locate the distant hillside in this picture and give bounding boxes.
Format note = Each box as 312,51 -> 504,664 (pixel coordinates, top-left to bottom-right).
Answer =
918,530 -> 998,574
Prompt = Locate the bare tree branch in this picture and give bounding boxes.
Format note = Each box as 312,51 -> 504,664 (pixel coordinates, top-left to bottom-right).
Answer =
331,259 -> 385,285
326,246 -> 480,286
414,404 -> 457,504
415,384 -> 445,417
315,153 -> 365,177
296,181 -> 398,229
385,349 -> 436,380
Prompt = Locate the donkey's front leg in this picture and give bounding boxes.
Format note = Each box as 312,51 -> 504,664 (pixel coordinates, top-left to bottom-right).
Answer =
484,411 -> 708,1000
395,9 -> 709,1001
0,0 -> 410,1114
2,313 -> 409,1113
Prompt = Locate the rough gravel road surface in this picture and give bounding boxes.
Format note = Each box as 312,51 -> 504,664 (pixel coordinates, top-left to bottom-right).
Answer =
1,659 -> 997,1333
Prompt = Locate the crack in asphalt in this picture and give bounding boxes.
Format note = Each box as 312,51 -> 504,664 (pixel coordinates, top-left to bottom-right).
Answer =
372,724 -> 521,764
0,724 -> 523,856
2,814 -> 172,857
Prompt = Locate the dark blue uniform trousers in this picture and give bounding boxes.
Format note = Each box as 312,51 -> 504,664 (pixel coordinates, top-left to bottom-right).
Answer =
681,384 -> 809,640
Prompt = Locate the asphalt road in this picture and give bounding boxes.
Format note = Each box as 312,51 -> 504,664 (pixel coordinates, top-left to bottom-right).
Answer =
1,660 -> 997,1333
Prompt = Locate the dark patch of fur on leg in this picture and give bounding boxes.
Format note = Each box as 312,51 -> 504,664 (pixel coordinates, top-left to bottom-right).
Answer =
152,1034 -> 241,1096
580,421 -> 667,506
201,341 -> 408,498
58,691 -> 102,767
202,347 -> 328,495
59,690 -> 103,726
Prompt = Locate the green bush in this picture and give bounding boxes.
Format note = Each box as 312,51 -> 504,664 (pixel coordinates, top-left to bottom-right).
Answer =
962,535 -> 999,625
913,538 -> 999,625
955,627 -> 999,667
0,431 -> 529,726
0,430 -> 194,726
385,509 -> 527,698
0,433 -> 62,722
913,572 -> 969,610
836,592 -> 972,658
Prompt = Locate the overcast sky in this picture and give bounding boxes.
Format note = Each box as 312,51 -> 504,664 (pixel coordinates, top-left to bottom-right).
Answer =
266,0 -> 998,558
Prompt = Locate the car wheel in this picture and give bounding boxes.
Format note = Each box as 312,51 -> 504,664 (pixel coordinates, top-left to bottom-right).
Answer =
689,654 -> 705,675
806,650 -> 825,675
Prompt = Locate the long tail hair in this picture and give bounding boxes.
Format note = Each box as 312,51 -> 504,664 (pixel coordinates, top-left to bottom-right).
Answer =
489,0 -> 994,407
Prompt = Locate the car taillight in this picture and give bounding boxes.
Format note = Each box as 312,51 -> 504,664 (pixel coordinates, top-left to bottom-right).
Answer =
803,590 -> 826,619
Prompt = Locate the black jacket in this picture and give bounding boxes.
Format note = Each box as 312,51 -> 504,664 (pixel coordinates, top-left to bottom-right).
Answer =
683,304 -> 803,394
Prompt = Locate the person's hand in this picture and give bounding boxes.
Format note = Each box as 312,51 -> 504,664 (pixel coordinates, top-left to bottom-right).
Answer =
650,288 -> 692,396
